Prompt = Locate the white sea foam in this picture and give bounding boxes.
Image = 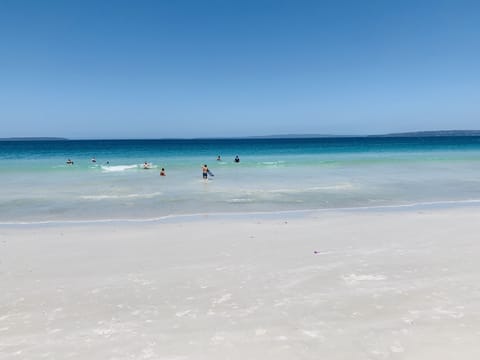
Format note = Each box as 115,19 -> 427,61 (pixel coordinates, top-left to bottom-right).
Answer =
259,161 -> 285,166
268,183 -> 354,193
81,192 -> 163,200
307,183 -> 355,191
228,198 -> 253,203
100,165 -> 138,172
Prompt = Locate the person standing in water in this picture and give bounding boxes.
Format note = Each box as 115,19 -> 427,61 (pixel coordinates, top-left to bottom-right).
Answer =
202,164 -> 209,181
202,164 -> 214,182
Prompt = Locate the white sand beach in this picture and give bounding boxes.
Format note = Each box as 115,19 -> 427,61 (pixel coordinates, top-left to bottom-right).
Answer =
2,208 -> 480,359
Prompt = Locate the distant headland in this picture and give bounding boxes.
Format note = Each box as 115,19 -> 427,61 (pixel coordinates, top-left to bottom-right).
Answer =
251,130 -> 480,139
371,130 -> 480,137
0,137 -> 68,141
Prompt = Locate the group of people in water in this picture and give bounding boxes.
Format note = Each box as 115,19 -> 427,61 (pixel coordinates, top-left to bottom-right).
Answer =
216,155 -> 240,163
143,161 -> 166,176
203,155 -> 240,181
66,155 -> 241,180
66,157 -> 107,166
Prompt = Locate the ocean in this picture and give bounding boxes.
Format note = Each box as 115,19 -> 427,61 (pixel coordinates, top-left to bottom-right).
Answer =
1,137 -> 480,223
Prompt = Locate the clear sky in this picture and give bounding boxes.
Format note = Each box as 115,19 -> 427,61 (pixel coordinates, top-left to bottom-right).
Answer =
1,0 -> 479,139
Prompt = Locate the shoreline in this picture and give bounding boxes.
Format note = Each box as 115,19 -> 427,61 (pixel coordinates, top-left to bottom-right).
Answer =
3,198 -> 480,226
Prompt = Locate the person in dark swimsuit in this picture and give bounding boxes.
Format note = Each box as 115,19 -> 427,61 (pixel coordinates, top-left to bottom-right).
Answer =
202,164 -> 209,181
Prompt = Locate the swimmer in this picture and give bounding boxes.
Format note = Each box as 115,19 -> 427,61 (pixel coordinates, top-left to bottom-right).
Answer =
66,159 -> 74,165
143,161 -> 151,169
160,168 -> 166,176
234,155 -> 240,163
91,157 -> 96,163
217,155 -> 221,161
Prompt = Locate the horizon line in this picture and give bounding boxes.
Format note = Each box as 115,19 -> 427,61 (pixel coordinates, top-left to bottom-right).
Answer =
2,129 -> 480,141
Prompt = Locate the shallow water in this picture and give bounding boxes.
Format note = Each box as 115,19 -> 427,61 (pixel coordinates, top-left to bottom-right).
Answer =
1,137 -> 480,222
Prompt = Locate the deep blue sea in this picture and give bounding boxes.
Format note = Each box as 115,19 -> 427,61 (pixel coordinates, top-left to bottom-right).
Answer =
1,137 -> 480,223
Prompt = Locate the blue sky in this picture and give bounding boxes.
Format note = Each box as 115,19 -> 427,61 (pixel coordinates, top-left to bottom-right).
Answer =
1,0 -> 479,138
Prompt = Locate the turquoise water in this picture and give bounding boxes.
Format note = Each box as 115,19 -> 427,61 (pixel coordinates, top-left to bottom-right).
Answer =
1,137 -> 480,222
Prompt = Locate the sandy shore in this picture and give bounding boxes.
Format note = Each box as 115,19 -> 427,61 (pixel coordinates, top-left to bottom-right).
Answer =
1,208 -> 480,359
